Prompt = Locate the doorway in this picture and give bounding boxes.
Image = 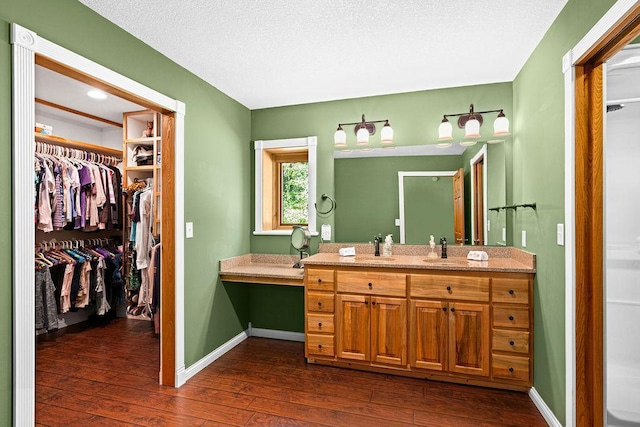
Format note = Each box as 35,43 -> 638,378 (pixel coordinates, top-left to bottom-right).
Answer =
566,4 -> 640,426
12,23 -> 185,425
470,145 -> 488,245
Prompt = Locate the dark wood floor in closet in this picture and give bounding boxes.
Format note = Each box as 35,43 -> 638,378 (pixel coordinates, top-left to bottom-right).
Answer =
36,318 -> 547,426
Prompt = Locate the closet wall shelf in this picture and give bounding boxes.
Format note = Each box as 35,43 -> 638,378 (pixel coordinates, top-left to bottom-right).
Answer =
126,137 -> 159,144
125,165 -> 155,171
35,133 -> 122,157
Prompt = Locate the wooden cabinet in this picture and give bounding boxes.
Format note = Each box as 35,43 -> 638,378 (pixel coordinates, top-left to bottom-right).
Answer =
305,264 -> 534,392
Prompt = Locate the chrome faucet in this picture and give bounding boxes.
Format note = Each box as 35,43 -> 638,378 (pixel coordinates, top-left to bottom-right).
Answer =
440,237 -> 448,259
374,234 -> 381,256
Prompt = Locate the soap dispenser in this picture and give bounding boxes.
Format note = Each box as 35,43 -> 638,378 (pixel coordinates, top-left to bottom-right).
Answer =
440,237 -> 448,259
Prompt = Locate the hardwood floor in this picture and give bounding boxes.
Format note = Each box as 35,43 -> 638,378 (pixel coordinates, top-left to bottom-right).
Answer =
36,318 -> 547,426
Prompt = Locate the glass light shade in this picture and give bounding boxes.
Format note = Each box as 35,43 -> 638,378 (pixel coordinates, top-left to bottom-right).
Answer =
459,140 -> 478,147
438,121 -> 453,140
436,141 -> 453,148
464,118 -> 481,139
380,123 -> 394,144
356,127 -> 370,145
334,128 -> 347,146
493,115 -> 510,136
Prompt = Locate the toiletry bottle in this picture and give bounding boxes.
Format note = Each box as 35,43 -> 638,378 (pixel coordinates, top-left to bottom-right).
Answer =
440,237 -> 448,259
383,234 -> 393,256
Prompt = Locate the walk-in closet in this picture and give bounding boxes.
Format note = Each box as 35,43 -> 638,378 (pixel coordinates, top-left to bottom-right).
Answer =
34,60 -> 164,391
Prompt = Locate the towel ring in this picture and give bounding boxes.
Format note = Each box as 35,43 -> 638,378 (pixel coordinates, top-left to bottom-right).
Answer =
315,193 -> 336,215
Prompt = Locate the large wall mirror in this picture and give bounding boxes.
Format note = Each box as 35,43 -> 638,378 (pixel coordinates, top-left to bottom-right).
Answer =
333,142 -> 507,245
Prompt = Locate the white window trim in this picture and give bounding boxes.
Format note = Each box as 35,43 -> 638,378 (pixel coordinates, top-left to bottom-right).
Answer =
469,144 -> 488,245
253,136 -> 318,236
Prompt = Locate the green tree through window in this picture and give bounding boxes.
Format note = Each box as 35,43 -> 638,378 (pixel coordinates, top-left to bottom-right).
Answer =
281,161 -> 308,224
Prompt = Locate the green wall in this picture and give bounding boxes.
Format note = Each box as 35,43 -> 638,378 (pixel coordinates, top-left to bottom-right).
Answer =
513,0 -> 618,423
0,1 -> 252,423
334,155 -> 462,243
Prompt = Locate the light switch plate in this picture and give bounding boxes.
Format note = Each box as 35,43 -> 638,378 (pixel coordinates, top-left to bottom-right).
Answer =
502,228 -> 506,242
522,230 -> 527,248
186,222 -> 194,239
321,224 -> 331,241
395,218 -> 400,226
487,220 -> 490,232
557,223 -> 564,246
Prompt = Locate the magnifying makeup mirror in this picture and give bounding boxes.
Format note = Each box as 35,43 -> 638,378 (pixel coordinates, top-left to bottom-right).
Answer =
291,226 -> 310,268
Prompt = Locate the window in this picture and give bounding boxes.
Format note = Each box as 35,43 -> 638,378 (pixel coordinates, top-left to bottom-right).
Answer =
254,136 -> 317,235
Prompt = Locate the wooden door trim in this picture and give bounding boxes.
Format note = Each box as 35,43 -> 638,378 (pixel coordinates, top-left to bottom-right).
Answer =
572,5 -> 640,426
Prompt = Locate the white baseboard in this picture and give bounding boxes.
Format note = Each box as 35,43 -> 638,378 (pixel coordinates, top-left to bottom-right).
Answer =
529,387 -> 562,427
183,329 -> 249,382
248,322 -> 305,342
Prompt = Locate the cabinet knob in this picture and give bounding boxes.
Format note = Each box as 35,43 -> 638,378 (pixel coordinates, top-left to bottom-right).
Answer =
372,301 -> 376,306
451,307 -> 456,313
446,286 -> 452,292
442,307 -> 447,312
509,340 -> 515,346
368,282 -> 373,289
318,322 -> 322,328
318,344 -> 323,349
318,278 -> 322,284
509,367 -> 514,373
509,289 -> 514,295
318,302 -> 322,307
365,300 -> 369,305
509,315 -> 514,321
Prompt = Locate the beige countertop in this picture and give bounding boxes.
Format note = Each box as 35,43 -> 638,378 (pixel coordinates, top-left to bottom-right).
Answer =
219,246 -> 535,286
219,254 -> 304,286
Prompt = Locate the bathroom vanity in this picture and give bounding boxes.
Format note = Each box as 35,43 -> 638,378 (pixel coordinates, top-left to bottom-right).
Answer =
302,245 -> 535,392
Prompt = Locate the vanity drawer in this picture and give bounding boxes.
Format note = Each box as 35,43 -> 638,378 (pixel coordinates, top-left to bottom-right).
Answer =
307,313 -> 335,334
493,306 -> 529,329
492,354 -> 530,382
337,271 -> 406,297
307,292 -> 335,313
307,334 -> 335,357
307,269 -> 335,291
410,275 -> 489,302
492,329 -> 529,354
492,278 -> 529,304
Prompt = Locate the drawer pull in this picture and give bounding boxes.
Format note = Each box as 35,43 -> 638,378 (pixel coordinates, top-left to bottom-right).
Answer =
318,278 -> 322,284
318,322 -> 322,328
509,340 -> 515,346
509,367 -> 514,373
509,289 -> 515,295
318,344 -> 323,349
446,286 -> 452,291
509,315 -> 514,321
368,282 -> 373,289
318,302 -> 322,307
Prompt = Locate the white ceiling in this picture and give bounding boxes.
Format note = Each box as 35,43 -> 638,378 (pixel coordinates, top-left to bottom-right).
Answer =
78,0 -> 569,110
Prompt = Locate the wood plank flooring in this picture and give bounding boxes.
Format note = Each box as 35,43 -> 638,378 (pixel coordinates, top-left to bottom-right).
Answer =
36,318 -> 547,426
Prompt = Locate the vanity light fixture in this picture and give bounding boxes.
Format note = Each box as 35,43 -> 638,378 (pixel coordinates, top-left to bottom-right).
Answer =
437,104 -> 510,146
334,114 -> 394,148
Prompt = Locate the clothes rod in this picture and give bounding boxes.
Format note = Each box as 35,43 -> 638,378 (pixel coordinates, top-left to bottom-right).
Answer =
607,97 -> 640,105
488,202 -> 537,212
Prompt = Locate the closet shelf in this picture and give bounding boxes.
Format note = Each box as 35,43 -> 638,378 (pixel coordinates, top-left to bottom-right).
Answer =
35,133 -> 122,157
125,137 -> 159,144
125,165 -> 156,171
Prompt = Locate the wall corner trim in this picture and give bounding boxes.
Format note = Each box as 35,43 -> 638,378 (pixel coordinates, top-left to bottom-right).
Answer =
183,330 -> 250,382
529,387 -> 563,427
11,23 -> 38,51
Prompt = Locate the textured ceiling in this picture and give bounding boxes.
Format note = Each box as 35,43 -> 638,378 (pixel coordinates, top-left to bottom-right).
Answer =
78,0 -> 568,110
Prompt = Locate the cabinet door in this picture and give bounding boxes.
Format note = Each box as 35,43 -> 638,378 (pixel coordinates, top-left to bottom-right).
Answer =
336,294 -> 370,361
448,302 -> 490,376
410,300 -> 447,371
371,297 -> 407,366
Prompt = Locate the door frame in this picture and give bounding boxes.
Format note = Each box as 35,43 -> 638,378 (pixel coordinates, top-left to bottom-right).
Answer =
470,144 -> 488,245
563,1 -> 640,425
11,23 -> 186,426
397,170 -> 457,244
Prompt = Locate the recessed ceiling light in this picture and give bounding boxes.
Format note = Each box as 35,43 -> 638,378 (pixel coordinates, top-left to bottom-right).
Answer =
87,89 -> 107,100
